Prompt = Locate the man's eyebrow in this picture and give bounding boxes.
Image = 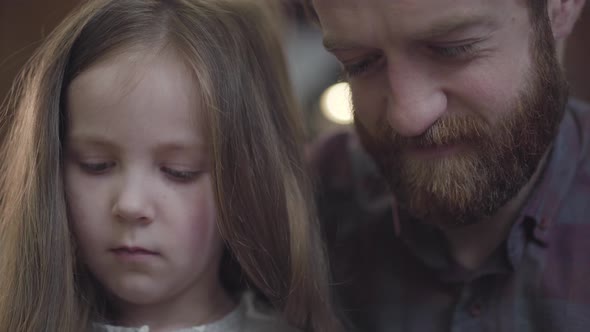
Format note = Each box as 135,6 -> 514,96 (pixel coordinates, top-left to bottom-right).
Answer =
322,14 -> 498,52
323,37 -> 366,53
415,14 -> 498,40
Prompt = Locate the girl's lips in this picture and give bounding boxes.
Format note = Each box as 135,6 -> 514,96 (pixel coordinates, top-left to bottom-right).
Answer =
110,246 -> 159,255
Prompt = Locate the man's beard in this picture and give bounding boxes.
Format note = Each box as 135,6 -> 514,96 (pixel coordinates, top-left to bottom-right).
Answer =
355,17 -> 569,228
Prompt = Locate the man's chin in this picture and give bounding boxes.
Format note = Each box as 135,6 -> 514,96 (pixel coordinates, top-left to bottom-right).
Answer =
389,156 -> 496,227
401,143 -> 471,161
396,187 -> 481,226
401,199 -> 489,228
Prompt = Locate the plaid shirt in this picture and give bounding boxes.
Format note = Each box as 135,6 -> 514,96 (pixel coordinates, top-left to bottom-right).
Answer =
310,99 -> 590,332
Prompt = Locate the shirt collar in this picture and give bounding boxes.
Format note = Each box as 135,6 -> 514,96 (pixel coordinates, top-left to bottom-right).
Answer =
519,100 -> 586,244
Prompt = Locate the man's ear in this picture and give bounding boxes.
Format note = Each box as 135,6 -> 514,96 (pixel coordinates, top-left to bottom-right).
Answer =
547,0 -> 587,40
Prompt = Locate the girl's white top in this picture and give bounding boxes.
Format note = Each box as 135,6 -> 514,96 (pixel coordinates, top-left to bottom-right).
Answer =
93,292 -> 300,332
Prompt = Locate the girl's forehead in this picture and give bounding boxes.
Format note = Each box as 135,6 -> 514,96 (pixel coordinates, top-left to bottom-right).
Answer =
66,49 -> 207,147
70,48 -> 198,105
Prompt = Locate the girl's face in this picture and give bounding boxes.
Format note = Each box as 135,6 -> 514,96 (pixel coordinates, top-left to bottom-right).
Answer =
64,50 -> 227,321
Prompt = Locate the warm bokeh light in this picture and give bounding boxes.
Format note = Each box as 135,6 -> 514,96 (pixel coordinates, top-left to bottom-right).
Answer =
320,82 -> 354,125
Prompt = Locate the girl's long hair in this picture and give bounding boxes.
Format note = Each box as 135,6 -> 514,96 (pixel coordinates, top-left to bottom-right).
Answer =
0,1 -> 338,331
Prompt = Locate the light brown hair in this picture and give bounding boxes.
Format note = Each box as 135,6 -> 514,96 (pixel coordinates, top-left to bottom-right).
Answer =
0,0 -> 339,331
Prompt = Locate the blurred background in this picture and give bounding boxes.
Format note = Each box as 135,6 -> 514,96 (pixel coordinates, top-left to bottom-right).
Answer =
1,0 -> 588,142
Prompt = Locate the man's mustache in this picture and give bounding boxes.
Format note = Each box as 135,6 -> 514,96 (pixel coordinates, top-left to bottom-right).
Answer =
377,116 -> 492,150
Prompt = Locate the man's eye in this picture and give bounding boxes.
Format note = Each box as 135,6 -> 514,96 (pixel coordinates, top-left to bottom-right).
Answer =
343,54 -> 384,78
162,167 -> 201,182
431,43 -> 479,58
79,161 -> 115,174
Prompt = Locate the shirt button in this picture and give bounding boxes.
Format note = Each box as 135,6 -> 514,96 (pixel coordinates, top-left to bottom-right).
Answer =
469,301 -> 483,318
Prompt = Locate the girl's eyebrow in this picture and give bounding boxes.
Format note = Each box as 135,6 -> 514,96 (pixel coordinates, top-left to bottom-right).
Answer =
66,135 -> 119,150
67,135 -> 207,154
153,142 -> 207,153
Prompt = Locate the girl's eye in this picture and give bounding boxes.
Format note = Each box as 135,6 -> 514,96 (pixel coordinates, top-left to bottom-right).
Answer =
343,53 -> 385,78
431,43 -> 479,59
162,167 -> 201,182
79,161 -> 115,174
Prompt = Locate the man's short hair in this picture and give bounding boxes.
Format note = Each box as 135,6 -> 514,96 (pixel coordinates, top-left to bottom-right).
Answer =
302,0 -> 548,27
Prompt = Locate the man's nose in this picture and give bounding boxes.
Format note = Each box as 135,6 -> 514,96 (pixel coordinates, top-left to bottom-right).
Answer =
112,173 -> 154,225
385,57 -> 447,137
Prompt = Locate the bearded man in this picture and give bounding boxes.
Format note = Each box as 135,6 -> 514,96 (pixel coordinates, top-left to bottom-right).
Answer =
306,0 -> 590,331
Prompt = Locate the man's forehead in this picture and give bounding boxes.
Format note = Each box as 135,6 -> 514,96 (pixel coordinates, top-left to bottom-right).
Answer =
313,0 -> 521,48
312,0 -> 516,13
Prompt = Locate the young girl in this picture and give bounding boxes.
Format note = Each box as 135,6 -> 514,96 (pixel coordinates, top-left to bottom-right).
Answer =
0,0 -> 340,331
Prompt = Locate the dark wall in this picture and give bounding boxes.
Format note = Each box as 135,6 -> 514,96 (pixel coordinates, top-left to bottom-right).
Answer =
0,0 -> 81,104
